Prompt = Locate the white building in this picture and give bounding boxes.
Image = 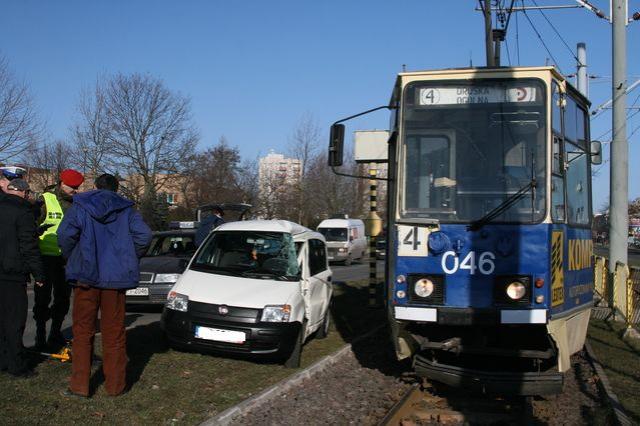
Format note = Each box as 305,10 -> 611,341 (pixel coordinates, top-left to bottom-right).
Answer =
257,151 -> 302,218
258,151 -> 302,189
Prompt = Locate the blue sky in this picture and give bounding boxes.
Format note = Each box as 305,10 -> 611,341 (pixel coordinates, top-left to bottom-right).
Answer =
1,0 -> 638,210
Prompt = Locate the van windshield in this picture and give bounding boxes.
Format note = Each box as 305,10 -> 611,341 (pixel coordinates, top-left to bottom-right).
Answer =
318,228 -> 347,242
190,231 -> 300,281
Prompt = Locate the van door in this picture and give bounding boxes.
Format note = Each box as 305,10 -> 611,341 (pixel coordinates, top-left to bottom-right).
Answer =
306,239 -> 331,331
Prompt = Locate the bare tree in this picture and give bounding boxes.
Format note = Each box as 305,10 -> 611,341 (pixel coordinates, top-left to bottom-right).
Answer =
70,82 -> 113,176
103,73 -> 198,202
24,140 -> 74,192
287,113 -> 321,225
187,136 -> 244,207
0,57 -> 41,162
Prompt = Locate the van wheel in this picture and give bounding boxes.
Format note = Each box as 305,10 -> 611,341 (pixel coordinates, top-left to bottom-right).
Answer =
344,256 -> 352,266
284,322 -> 305,368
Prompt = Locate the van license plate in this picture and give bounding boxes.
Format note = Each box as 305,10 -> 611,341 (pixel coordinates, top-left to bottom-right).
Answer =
126,287 -> 149,296
195,326 -> 246,343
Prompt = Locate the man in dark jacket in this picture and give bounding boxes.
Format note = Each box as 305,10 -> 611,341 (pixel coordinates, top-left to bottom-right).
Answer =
195,206 -> 225,247
0,187 -> 45,377
57,173 -> 152,397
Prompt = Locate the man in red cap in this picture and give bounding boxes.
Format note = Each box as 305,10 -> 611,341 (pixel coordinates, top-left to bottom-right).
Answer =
34,168 -> 85,350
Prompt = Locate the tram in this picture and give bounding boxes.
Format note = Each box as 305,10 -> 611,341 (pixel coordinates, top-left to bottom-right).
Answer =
328,66 -> 601,395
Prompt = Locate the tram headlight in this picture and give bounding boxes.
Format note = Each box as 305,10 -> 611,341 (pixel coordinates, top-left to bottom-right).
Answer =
414,278 -> 435,298
506,281 -> 527,300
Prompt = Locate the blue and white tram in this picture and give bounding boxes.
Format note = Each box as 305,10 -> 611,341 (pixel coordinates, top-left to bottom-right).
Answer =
328,66 -> 601,395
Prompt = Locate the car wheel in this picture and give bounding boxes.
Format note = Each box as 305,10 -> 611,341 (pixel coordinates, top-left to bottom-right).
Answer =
344,256 -> 352,266
284,322 -> 305,369
316,311 -> 330,339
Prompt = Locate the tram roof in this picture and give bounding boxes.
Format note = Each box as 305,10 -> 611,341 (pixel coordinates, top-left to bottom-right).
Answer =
391,66 -> 589,107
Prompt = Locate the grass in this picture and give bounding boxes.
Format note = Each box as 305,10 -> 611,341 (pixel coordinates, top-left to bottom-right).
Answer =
587,320 -> 640,423
0,279 -> 385,425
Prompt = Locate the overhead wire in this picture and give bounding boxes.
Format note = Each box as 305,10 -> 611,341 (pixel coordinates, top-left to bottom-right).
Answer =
529,0 -> 582,65
520,0 -> 562,73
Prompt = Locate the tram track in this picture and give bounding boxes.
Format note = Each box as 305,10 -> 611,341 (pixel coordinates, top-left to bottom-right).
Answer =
380,382 -> 534,425
379,349 -> 610,426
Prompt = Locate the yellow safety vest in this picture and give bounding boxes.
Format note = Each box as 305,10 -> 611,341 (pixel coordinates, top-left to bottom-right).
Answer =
39,192 -> 63,256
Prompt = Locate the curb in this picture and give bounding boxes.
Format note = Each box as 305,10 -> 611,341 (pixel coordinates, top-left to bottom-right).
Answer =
201,324 -> 385,426
583,341 -> 633,426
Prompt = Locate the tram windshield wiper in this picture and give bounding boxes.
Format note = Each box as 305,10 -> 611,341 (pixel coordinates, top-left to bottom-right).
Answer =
467,178 -> 537,231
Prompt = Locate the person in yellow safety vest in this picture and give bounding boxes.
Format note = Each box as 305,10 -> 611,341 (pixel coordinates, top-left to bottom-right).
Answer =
34,168 -> 84,351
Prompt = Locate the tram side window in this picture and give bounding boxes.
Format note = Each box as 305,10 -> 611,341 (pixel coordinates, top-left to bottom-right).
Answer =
565,141 -> 589,225
552,83 -> 562,135
564,97 -> 578,144
551,136 -> 565,222
551,82 -> 565,222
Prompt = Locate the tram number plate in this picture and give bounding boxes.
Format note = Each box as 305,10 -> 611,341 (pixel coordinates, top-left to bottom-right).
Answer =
397,225 -> 429,257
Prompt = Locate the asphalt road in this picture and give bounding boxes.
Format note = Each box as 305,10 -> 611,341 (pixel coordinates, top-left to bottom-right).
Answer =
22,260 -> 381,348
593,246 -> 640,268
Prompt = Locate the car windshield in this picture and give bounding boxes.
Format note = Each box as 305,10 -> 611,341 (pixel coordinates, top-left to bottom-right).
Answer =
146,234 -> 197,257
400,79 -> 546,223
190,231 -> 300,281
318,228 -> 348,242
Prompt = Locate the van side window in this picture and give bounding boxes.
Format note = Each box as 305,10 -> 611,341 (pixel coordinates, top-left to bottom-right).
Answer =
309,239 -> 327,276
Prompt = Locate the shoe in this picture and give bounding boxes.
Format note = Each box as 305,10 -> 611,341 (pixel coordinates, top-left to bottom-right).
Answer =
60,388 -> 89,399
47,331 -> 67,352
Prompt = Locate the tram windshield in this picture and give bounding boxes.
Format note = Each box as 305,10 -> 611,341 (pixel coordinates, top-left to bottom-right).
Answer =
400,79 -> 546,223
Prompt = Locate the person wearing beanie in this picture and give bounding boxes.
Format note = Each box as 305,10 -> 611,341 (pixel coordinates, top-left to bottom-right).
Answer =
33,168 -> 85,351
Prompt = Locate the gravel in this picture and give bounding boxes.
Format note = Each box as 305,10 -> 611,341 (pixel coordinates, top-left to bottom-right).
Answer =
234,326 -> 413,426
532,350 -> 611,425
232,330 -> 610,426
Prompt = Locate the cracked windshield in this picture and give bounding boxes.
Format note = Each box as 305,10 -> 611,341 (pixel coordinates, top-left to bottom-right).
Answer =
191,231 -> 300,280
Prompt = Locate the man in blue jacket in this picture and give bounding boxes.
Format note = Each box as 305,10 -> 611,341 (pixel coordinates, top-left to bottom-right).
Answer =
57,173 -> 152,398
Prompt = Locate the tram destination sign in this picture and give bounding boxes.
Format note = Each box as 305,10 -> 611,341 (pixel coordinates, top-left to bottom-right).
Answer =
418,86 -> 538,106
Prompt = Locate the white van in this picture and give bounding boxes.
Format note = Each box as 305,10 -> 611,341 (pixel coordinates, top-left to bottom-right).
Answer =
317,218 -> 367,266
161,220 -> 332,368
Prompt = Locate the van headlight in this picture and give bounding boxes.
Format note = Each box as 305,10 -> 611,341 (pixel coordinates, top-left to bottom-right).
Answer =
338,248 -> 346,253
261,305 -> 291,322
155,273 -> 181,283
166,291 -> 188,312
414,278 -> 435,298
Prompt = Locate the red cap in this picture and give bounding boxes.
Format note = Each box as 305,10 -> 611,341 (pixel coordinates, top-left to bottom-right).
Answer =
60,169 -> 84,188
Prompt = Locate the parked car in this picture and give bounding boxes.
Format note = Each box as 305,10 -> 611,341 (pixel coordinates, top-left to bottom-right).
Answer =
126,223 -> 197,305
317,218 -> 366,265
161,220 -> 333,368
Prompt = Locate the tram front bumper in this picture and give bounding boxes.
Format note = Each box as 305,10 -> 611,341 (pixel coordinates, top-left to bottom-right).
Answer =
413,354 -> 563,395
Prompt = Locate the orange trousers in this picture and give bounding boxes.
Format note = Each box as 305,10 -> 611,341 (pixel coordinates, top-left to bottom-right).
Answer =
70,286 -> 127,396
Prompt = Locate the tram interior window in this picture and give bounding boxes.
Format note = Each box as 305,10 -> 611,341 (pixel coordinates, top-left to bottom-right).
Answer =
565,142 -> 589,225
404,134 -> 454,213
401,80 -> 546,223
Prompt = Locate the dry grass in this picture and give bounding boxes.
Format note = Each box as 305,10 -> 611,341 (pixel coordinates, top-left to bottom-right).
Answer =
0,280 -> 384,424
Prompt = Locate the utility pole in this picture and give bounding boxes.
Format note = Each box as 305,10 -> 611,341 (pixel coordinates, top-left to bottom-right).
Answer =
610,0 -> 628,317
576,43 -> 588,97
482,0 -> 495,67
